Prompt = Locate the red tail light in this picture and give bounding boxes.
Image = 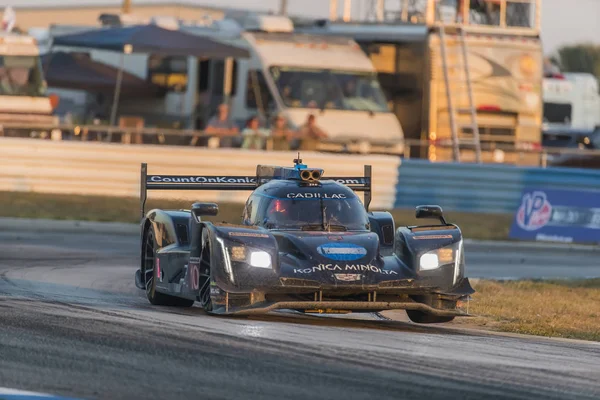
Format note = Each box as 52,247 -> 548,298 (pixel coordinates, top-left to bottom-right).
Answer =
545,73 -> 566,80
516,141 -> 542,151
477,105 -> 502,112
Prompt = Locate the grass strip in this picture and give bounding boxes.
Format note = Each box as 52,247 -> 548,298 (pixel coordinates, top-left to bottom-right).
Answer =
0,191 -> 513,240
452,279 -> 600,342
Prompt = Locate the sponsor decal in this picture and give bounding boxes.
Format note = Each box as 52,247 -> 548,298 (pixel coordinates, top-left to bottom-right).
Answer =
413,235 -> 453,240
535,233 -> 573,243
332,178 -> 363,185
210,282 -> 227,305
516,191 -> 552,231
509,188 -> 600,244
189,257 -> 201,263
334,273 -> 362,282
228,231 -> 269,238
147,176 -> 366,186
286,193 -> 347,199
156,258 -> 162,282
293,264 -> 398,275
317,242 -> 367,261
148,176 -> 255,184
189,263 -> 200,290
306,232 -> 356,236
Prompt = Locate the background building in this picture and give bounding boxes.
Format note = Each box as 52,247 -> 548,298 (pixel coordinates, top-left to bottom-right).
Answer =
13,2 -> 225,30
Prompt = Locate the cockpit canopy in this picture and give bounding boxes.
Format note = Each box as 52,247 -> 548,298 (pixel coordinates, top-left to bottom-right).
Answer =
243,179 -> 370,231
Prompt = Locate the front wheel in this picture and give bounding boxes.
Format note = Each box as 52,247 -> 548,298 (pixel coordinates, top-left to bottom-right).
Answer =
406,310 -> 455,324
143,229 -> 194,307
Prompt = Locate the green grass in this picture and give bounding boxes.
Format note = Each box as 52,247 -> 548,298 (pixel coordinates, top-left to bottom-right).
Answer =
0,191 -> 513,240
452,279 -> 600,342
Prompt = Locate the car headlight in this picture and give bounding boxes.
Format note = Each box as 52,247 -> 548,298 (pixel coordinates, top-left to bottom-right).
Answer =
419,253 -> 439,270
419,245 -> 457,271
230,246 -> 272,269
250,251 -> 272,269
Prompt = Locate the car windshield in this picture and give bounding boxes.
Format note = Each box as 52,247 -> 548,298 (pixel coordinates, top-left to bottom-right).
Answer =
269,66 -> 389,113
0,55 -> 46,97
262,196 -> 370,231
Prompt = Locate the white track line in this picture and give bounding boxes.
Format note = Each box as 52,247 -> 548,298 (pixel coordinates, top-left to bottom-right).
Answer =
0,387 -> 76,399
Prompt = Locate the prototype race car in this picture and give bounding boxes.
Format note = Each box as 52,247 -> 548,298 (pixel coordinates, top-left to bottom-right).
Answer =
134,159 -> 474,323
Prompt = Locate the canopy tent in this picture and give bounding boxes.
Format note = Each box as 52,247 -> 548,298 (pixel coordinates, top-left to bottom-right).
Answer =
42,51 -> 163,97
52,24 -> 250,127
52,24 -> 250,59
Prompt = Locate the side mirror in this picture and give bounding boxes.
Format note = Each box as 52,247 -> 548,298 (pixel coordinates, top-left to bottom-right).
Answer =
415,205 -> 446,225
191,202 -> 219,220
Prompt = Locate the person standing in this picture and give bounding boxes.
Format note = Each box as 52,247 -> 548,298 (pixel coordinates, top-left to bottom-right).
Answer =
241,115 -> 270,150
192,103 -> 240,148
297,114 -> 327,151
270,113 -> 296,151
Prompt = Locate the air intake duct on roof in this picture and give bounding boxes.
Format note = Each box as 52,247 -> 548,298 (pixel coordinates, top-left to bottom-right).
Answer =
300,169 -> 322,182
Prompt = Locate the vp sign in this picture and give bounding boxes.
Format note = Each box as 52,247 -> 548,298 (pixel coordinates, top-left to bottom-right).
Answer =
516,191 -> 552,231
510,188 -> 600,244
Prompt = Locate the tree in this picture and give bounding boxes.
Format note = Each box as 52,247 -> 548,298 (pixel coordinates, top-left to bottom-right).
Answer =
556,44 -> 600,79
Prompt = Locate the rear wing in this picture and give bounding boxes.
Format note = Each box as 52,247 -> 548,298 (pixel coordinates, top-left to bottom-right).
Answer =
140,163 -> 372,218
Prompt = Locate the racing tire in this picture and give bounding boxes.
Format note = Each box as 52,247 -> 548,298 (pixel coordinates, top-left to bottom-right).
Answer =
406,310 -> 455,324
143,228 -> 194,307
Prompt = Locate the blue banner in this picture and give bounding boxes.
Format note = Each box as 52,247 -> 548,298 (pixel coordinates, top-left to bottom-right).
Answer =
509,188 -> 600,244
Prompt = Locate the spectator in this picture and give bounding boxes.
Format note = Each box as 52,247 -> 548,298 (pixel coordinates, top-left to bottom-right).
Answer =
0,68 -> 13,94
343,80 -> 357,98
281,85 -> 295,106
298,114 -> 327,151
241,115 -> 270,150
193,103 -> 240,148
270,113 -> 296,151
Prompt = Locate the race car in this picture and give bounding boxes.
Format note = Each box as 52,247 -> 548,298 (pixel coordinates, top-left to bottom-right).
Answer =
134,159 -> 474,323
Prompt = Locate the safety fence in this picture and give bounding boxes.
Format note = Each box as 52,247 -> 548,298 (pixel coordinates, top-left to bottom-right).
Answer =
3,137 -> 600,214
0,137 -> 400,210
4,122 -> 600,167
396,159 -> 600,213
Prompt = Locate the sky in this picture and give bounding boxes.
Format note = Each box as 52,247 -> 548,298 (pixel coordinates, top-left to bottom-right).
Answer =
0,0 -> 598,54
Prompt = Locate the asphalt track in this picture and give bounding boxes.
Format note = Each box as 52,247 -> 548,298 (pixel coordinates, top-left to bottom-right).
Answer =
0,221 -> 599,400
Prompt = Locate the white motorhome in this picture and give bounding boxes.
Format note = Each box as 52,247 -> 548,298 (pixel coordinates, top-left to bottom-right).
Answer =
48,14 -> 404,154
46,14 -> 404,153
296,0 -> 544,164
184,15 -> 405,154
543,72 -> 600,130
0,32 -> 58,131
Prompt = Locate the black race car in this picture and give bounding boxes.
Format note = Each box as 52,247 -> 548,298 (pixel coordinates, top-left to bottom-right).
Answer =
134,159 -> 474,323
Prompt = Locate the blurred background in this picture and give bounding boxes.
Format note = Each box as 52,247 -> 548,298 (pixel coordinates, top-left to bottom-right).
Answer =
1,0 -> 600,164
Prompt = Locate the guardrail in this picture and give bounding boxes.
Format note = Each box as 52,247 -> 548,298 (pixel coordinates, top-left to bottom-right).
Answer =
0,137 -> 400,210
5,122 -> 600,168
395,159 -> 600,213
5,122 -> 600,169
3,137 -> 600,214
